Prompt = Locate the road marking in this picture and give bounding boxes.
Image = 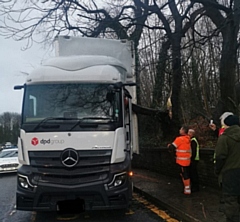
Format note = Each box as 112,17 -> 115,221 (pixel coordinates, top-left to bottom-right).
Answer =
133,193 -> 179,222
125,209 -> 135,215
9,210 -> 16,216
9,205 -> 16,216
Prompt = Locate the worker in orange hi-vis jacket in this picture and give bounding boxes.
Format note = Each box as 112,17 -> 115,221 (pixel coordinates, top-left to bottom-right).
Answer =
168,125 -> 191,195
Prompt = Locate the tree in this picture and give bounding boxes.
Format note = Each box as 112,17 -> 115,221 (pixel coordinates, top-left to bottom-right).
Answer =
191,0 -> 240,115
0,0 -> 150,100
1,0 -> 240,142
0,112 -> 20,144
134,0 -> 207,133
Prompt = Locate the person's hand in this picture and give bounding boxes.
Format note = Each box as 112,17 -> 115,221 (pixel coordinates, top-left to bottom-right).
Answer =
209,123 -> 216,131
167,143 -> 173,153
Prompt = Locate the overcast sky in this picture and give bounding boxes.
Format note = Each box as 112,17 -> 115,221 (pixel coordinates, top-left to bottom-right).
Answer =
0,36 -> 51,114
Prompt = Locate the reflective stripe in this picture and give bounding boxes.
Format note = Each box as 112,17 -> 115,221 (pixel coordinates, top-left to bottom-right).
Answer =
176,157 -> 191,160
176,149 -> 191,153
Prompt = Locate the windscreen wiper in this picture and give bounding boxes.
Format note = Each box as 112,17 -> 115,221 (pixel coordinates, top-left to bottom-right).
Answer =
69,116 -> 112,131
81,116 -> 112,121
33,117 -> 79,131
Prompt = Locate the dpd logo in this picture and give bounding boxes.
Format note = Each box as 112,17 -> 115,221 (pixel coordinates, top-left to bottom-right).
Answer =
40,139 -> 65,145
31,137 -> 39,146
40,139 -> 50,145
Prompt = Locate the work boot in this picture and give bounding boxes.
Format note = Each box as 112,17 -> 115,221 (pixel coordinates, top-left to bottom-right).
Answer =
183,179 -> 191,195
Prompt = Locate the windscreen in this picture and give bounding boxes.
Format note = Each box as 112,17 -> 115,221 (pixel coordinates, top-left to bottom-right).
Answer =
0,150 -> 18,158
22,83 -> 122,131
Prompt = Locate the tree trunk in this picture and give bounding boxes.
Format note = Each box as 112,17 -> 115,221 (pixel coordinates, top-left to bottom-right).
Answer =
152,40 -> 171,107
196,0 -> 240,116
219,23 -> 238,113
171,33 -> 183,130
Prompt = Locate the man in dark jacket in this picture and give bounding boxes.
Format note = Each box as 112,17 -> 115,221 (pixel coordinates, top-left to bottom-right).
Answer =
215,115 -> 240,222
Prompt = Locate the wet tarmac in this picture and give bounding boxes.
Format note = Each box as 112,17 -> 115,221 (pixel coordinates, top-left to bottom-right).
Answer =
133,168 -> 226,222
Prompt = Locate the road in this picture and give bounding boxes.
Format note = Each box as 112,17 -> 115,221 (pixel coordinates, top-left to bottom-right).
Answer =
0,174 -> 179,222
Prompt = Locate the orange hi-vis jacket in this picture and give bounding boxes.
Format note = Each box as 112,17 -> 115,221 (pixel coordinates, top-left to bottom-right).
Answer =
173,135 -> 191,166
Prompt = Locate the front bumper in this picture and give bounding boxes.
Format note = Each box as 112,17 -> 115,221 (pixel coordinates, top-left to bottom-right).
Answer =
17,180 -> 131,211
16,162 -> 132,211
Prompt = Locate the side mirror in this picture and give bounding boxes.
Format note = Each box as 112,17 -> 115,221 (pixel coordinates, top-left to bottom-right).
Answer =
14,85 -> 24,90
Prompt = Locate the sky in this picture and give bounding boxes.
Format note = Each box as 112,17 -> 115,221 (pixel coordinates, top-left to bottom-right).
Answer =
0,1 -> 105,115
0,36 -> 51,114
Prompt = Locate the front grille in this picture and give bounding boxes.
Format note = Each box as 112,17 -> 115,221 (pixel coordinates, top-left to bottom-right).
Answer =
1,163 -> 19,168
28,150 -> 112,185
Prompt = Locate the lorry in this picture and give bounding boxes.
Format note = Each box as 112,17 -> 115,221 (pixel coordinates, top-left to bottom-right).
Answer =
14,36 -> 139,212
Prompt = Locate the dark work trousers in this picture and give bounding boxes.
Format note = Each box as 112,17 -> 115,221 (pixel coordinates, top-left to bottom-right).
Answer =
224,194 -> 240,222
189,160 -> 199,191
179,165 -> 190,179
178,165 -> 191,194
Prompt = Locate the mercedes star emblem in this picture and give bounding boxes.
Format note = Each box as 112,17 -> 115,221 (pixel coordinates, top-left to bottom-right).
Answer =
61,148 -> 79,168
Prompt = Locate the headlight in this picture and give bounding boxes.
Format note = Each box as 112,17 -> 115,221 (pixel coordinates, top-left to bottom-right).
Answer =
108,172 -> 127,189
114,174 -> 126,186
18,174 -> 36,191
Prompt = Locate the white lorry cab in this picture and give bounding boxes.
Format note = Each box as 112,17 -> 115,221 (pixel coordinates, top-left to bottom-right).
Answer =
14,36 -> 139,212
